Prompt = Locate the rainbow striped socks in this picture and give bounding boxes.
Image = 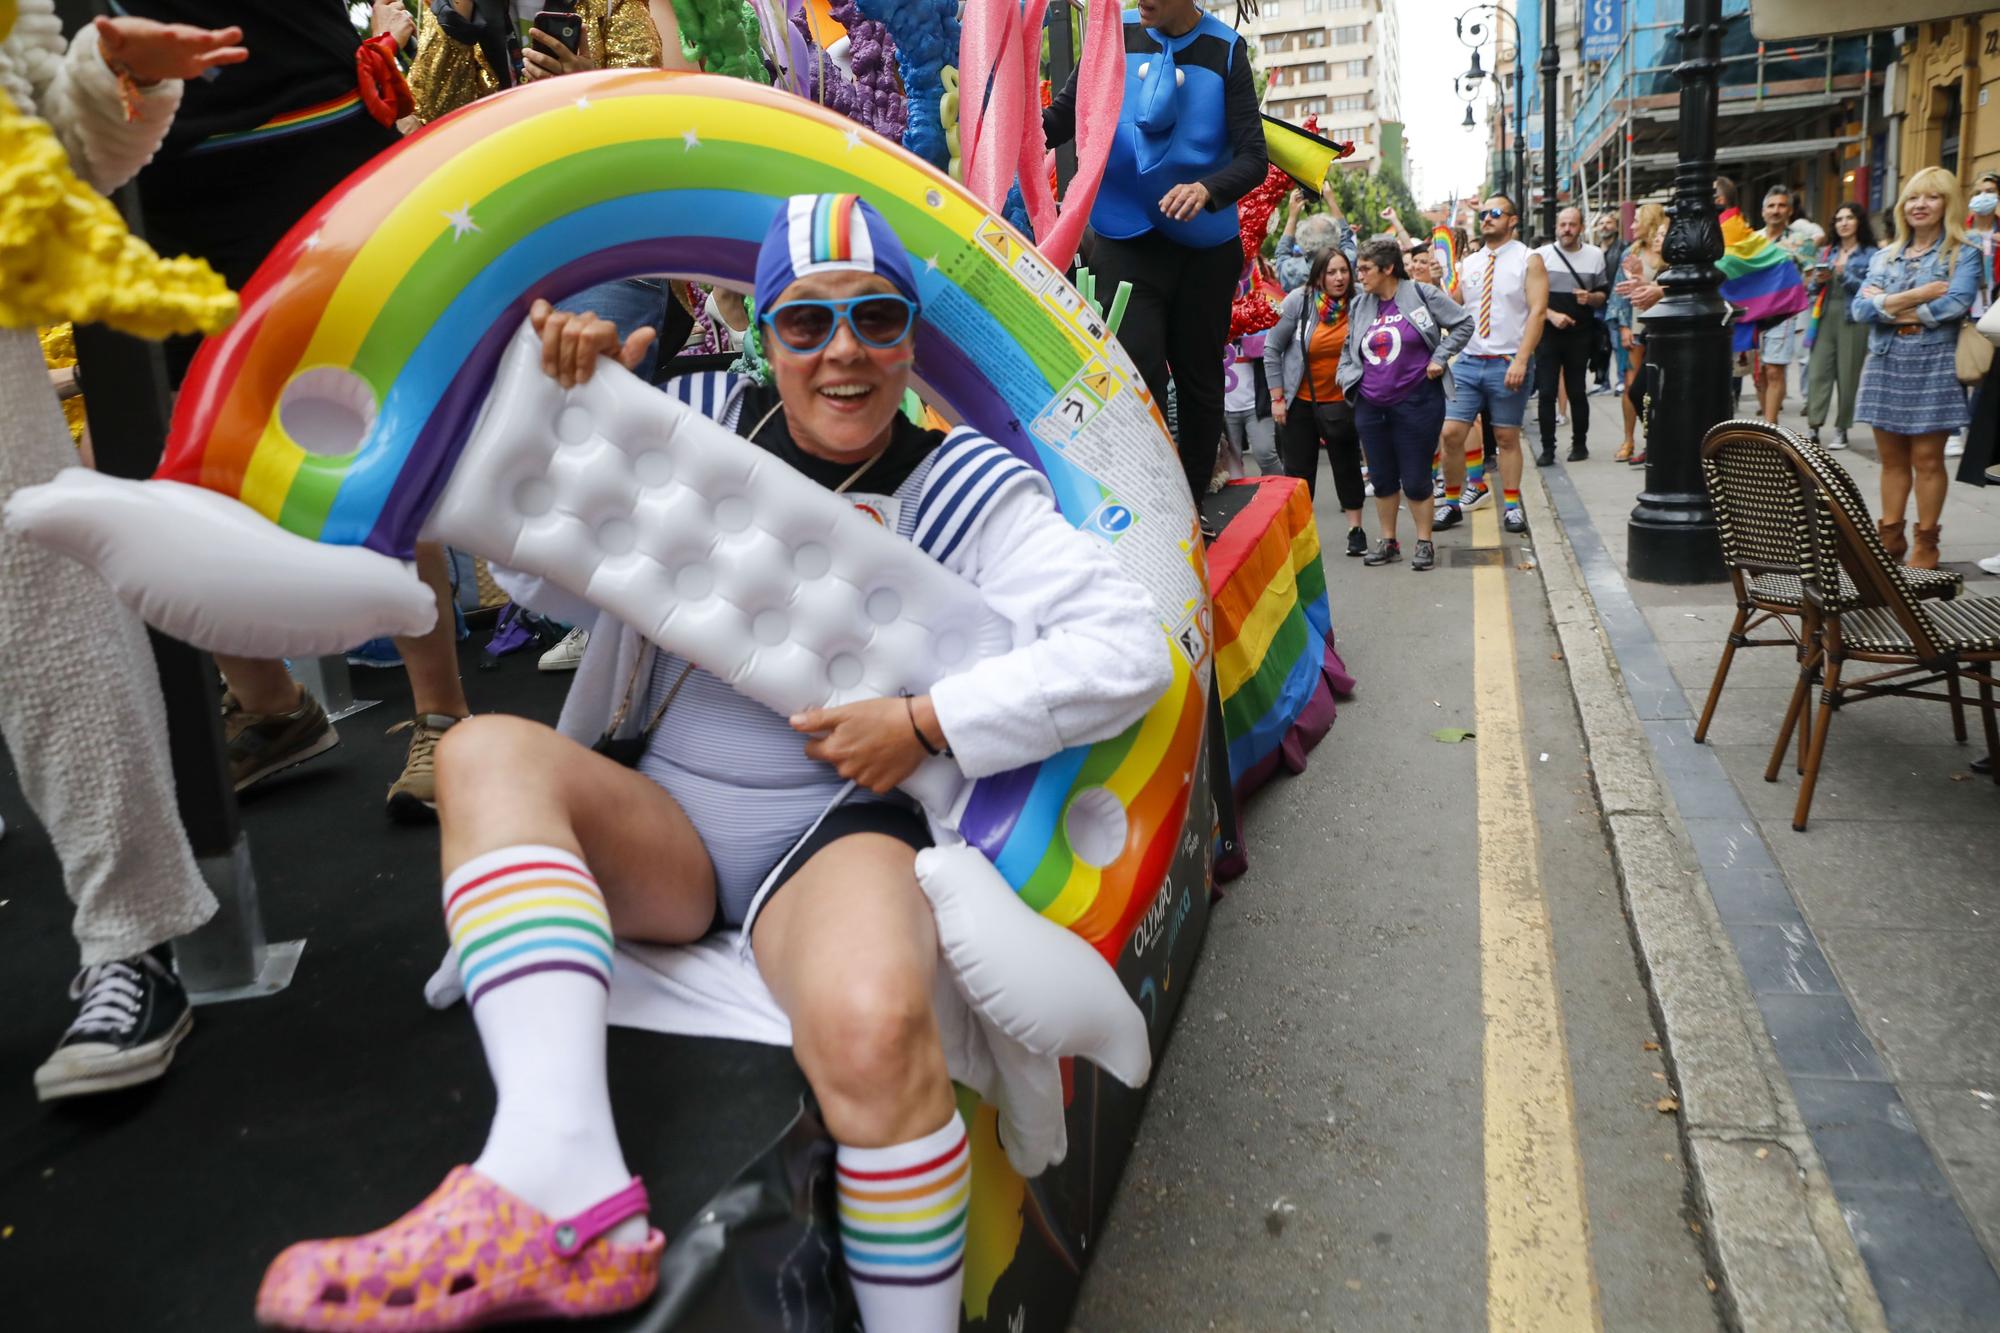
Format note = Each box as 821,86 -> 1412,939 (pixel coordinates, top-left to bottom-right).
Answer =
838,1114 -> 970,1330
447,844 -> 615,1007
1460,440 -> 1487,504
1503,487 -> 1522,512
445,846 -> 640,1235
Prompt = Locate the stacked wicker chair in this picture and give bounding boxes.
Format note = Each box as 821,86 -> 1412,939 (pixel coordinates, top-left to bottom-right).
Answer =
1698,420 -> 2000,830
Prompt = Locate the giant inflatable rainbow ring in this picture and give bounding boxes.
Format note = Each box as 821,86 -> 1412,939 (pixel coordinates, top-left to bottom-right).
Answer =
149,71 -> 1211,960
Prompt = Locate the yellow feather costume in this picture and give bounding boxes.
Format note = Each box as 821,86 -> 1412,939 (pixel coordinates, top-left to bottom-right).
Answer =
0,0 -> 236,339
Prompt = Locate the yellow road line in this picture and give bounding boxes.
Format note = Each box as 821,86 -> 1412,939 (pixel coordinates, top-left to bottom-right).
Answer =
1469,503 -> 1602,1330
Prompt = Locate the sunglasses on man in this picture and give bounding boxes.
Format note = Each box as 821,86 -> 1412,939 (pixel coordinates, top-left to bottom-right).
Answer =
1479,206 -> 1513,220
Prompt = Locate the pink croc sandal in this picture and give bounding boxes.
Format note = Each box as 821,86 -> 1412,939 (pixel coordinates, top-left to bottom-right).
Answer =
255,1167 -> 663,1330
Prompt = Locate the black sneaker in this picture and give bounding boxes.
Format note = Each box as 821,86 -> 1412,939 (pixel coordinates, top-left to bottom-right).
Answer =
1362,537 -> 1402,566
1535,449 -> 1556,468
35,946 -> 193,1101
1568,444 -> 1589,462
1503,506 -> 1529,535
1345,525 -> 1368,557
1434,501 -> 1464,530
1411,539 -> 1436,571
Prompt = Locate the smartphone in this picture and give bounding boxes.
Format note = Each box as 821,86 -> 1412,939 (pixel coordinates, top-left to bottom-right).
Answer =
533,1 -> 582,56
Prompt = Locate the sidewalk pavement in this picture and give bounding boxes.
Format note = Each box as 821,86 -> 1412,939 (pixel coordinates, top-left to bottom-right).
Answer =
1533,380 -> 2000,1331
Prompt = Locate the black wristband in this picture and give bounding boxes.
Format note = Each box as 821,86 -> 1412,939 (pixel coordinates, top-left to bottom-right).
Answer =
905,695 -> 942,757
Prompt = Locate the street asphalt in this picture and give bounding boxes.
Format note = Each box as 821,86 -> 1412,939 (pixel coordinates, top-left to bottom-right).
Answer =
1073,409 -> 1722,1331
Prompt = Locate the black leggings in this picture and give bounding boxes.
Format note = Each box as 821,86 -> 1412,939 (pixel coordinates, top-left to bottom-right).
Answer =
1278,395 -> 1363,510
1086,230 -> 1246,501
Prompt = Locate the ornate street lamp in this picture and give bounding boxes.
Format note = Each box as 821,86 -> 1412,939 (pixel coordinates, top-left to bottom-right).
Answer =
1627,0 -> 1728,582
1453,5 -> 1521,206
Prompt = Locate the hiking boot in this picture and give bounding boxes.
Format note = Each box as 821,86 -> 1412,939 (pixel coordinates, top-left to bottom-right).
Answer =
386,714 -> 463,824
1502,506 -> 1529,535
1411,539 -> 1436,571
1362,537 -> 1402,566
35,945 -> 192,1101
1568,444 -> 1589,462
224,689 -> 338,793
1345,526 -> 1368,558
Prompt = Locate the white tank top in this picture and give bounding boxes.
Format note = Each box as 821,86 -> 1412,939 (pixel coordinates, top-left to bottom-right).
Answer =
1461,239 -> 1532,356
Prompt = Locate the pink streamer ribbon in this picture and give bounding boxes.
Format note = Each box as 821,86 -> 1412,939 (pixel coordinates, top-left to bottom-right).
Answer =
958,0 -> 1120,273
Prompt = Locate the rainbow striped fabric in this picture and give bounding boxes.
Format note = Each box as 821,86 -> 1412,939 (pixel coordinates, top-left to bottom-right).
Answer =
191,90 -> 367,155
838,1120 -> 971,1287
1431,224 -> 1461,300
1716,207 -> 1812,354
443,847 -> 616,1007
1206,477 -> 1354,878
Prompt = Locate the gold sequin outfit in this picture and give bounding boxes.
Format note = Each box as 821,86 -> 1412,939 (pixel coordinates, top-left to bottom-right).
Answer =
410,0 -> 662,124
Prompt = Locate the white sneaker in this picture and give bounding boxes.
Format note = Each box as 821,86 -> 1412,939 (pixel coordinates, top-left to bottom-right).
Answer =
537,626 -> 589,672
1829,428 -> 1849,450
1945,433 -> 1966,458
1978,552 -> 2000,576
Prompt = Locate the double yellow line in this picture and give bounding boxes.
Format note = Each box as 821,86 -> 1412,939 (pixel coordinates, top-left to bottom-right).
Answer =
1468,503 -> 1602,1330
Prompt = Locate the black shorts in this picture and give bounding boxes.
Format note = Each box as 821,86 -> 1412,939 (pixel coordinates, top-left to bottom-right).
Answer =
737,799 -> 934,932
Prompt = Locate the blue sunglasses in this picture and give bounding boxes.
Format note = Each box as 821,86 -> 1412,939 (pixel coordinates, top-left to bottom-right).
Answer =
761,295 -> 918,354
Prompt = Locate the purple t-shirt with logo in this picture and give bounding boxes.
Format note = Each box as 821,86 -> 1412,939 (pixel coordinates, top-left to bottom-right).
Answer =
1358,305 -> 1433,404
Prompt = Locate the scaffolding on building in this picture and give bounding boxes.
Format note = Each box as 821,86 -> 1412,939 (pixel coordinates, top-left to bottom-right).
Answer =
1503,0 -> 1885,218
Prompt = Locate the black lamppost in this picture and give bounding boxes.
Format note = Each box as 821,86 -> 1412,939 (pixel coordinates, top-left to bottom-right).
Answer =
1459,2 -> 1559,240
1455,6 -> 1522,206
1627,0 -> 1728,583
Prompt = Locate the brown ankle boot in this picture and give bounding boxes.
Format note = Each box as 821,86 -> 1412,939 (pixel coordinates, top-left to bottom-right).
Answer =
1878,519 -> 1908,561
1910,524 -> 1942,570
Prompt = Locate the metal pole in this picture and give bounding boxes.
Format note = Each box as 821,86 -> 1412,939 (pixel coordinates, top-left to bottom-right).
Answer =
1627,0 -> 1727,583
1515,55 -> 1526,216
54,0 -> 298,999
1541,0 -> 1559,239
1048,0 -> 1078,194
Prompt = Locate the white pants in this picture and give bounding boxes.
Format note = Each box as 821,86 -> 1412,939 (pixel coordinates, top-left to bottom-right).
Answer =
0,328 -> 214,966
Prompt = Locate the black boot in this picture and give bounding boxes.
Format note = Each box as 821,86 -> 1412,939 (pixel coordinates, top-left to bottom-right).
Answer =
1536,448 -> 1556,467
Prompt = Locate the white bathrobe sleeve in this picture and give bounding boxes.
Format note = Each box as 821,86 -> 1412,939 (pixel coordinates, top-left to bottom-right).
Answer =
14,10 -> 181,194
928,483 -> 1175,779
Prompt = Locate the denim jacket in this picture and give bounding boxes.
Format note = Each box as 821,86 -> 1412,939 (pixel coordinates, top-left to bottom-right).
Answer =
1272,217 -> 1358,292
1812,243 -> 1876,300
1850,238 -> 1984,355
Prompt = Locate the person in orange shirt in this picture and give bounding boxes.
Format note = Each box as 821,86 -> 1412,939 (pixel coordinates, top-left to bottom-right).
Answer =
1264,249 -> 1367,555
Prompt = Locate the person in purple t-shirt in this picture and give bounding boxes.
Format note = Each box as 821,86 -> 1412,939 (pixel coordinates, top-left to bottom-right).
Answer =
1338,239 -> 1472,571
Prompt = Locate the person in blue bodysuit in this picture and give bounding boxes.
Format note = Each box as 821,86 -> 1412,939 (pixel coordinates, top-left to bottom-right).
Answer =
1044,0 -> 1267,501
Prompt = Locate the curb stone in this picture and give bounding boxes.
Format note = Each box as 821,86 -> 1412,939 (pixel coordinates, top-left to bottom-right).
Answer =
1519,472 -> 1890,1333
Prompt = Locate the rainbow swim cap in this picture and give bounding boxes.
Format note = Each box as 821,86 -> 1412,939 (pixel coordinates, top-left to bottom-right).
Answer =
754,193 -> 922,314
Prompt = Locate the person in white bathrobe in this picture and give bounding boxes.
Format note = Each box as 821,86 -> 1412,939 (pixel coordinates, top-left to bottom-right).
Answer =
255,194 -> 1172,1333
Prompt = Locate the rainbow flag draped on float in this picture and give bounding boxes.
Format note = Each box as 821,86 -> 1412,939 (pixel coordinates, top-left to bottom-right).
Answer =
1206,477 -> 1354,879
1716,206 -> 1811,353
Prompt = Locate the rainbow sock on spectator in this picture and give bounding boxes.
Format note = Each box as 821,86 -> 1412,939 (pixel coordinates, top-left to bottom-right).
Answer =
445,845 -> 615,1007
1503,487 -> 1522,511
1460,442 -> 1486,503
838,1115 -> 970,1331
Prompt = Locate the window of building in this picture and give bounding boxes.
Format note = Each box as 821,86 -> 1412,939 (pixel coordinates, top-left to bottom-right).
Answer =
1305,29 -> 1325,46
1265,0 -> 1280,14
1332,24 -> 1364,44
1331,94 -> 1366,111
1344,58 -> 1368,78
1304,0 -> 1322,11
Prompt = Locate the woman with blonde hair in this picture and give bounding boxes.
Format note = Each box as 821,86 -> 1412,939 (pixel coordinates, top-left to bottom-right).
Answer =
1613,202 -> 1668,464
1852,165 -> 1986,568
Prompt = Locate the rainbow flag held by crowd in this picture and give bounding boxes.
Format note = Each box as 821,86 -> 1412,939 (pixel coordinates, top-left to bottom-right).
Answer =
1431,224 -> 1461,299
1716,206 -> 1811,354
1206,477 -> 1355,878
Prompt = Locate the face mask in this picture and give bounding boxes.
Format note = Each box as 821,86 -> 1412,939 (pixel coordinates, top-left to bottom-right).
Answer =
1971,192 -> 1999,216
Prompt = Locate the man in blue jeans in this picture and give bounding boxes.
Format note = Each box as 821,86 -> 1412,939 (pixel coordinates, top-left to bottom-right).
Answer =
1435,195 -> 1547,535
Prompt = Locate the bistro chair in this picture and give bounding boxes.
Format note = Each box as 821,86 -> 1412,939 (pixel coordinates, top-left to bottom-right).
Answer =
1742,427 -> 2000,830
1695,420 -> 1962,764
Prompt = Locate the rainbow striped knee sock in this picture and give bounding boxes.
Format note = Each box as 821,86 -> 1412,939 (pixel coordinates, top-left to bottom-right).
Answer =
1460,441 -> 1486,503
838,1114 -> 970,1332
446,845 -> 639,1234
1503,487 -> 1522,511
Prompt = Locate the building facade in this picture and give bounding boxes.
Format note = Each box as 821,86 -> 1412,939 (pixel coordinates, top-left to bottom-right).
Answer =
1241,0 -> 1403,171
1892,15 -> 2000,191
